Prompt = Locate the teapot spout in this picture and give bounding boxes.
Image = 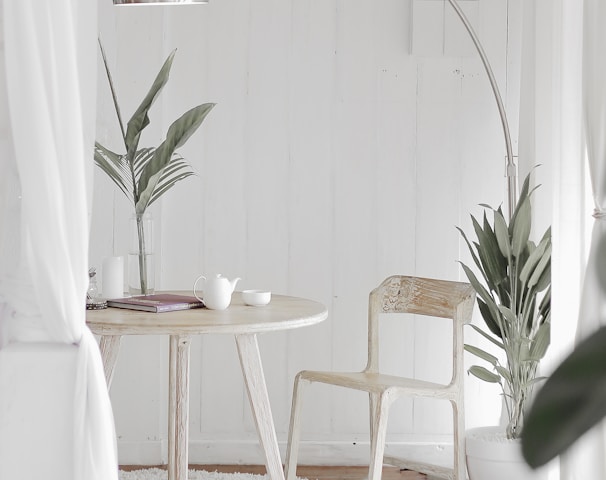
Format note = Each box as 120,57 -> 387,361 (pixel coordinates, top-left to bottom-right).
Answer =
230,277 -> 241,293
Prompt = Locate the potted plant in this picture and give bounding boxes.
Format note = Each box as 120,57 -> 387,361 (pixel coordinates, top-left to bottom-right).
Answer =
457,171 -> 552,479
94,41 -> 214,295
439,0 -> 553,476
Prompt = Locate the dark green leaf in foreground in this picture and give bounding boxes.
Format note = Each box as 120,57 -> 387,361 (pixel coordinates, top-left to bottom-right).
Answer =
521,325 -> 606,468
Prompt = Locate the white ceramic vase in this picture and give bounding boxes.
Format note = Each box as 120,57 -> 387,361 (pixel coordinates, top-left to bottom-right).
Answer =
466,426 -> 549,480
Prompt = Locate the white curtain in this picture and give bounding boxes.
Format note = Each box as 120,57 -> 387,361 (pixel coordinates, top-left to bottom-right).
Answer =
578,0 -> 606,340
517,0 -> 586,365
0,1 -> 118,479
523,0 -> 605,478
558,0 -> 606,478
516,0 -> 596,478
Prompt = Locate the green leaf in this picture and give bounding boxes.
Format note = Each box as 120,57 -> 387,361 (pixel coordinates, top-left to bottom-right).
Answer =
464,344 -> 498,366
95,45 -> 214,221
94,143 -> 133,202
459,262 -> 502,328
468,324 -> 505,350
147,155 -> 197,207
477,298 -> 503,339
511,197 -> 531,258
133,147 -> 156,178
98,39 -> 126,142
528,321 -> 550,362
136,103 -> 215,214
509,171 -> 532,234
495,365 -> 512,383
474,213 -> 507,291
497,305 -> 516,327
522,326 -> 606,468
528,244 -> 551,289
519,342 -> 532,362
125,50 -> 177,158
538,287 -> 551,323
148,172 -> 195,207
468,365 -> 501,383
493,209 -> 512,259
457,225 -> 490,287
519,237 -> 548,285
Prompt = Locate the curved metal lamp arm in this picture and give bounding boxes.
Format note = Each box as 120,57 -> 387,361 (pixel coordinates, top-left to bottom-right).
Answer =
446,0 -> 517,219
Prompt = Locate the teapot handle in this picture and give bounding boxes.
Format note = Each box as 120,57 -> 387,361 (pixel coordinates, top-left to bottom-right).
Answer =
193,275 -> 206,303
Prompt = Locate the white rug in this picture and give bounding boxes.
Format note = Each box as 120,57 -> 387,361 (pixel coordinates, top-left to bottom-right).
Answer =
119,468 -> 306,480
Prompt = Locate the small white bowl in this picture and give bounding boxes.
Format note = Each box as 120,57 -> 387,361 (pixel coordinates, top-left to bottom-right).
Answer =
242,290 -> 271,306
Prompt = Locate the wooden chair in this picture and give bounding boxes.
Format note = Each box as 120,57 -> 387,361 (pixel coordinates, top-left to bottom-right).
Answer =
284,275 -> 476,480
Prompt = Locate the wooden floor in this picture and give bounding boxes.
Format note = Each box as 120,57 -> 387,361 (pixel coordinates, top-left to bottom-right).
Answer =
120,464 -> 427,479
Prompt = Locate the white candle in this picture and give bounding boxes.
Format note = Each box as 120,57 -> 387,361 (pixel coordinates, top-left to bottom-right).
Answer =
102,256 -> 124,299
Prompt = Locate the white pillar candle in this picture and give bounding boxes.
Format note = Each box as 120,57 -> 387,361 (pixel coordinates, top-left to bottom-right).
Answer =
102,256 -> 124,299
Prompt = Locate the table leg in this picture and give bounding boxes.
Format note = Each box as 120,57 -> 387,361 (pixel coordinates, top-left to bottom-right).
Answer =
168,334 -> 192,480
235,334 -> 285,480
98,335 -> 122,388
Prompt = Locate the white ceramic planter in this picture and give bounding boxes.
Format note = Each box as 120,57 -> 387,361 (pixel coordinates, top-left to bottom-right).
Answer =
466,426 -> 549,480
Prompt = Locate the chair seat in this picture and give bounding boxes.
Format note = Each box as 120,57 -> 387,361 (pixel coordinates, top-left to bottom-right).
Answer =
299,369 -> 458,398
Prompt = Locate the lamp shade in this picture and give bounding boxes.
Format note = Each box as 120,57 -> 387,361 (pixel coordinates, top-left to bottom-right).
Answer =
113,0 -> 208,4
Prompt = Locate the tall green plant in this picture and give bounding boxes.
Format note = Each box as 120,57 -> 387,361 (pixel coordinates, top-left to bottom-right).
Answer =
94,41 -> 214,294
458,172 -> 551,439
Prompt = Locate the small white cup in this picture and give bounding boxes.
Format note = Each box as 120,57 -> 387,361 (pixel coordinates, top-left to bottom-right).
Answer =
242,290 -> 271,306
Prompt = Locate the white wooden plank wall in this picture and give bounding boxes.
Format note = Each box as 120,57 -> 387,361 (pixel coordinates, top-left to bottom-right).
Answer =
92,0 -> 521,465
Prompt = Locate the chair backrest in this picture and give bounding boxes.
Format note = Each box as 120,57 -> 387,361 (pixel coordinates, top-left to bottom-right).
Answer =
365,276 -> 475,383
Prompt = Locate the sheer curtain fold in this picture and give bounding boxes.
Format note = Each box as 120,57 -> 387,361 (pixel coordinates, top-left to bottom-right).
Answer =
581,0 -> 606,313
542,0 -> 606,477
578,0 -> 606,344
516,0 -> 603,478
1,1 -> 118,479
560,1 -> 606,478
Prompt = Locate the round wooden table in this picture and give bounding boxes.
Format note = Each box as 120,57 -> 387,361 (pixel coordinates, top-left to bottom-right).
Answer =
86,291 -> 327,480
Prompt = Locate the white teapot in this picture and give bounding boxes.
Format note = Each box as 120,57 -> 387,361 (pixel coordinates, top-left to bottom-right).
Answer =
193,274 -> 241,310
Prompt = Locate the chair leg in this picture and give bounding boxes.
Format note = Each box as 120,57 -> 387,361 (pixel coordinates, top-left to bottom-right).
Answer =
285,373 -> 307,480
369,392 -> 378,442
451,399 -> 466,480
368,391 -> 391,480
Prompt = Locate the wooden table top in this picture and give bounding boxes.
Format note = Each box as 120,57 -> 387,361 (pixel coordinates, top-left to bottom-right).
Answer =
86,291 -> 328,336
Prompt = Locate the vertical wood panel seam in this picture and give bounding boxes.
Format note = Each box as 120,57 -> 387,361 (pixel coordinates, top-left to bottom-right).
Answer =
329,0 -> 341,436
442,0 -> 448,58
411,59 -> 421,434
241,0 -> 254,426
285,0 -> 295,418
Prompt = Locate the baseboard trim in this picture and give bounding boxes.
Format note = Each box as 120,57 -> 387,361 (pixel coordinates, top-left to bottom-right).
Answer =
118,441 -> 166,465
118,438 -> 453,467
